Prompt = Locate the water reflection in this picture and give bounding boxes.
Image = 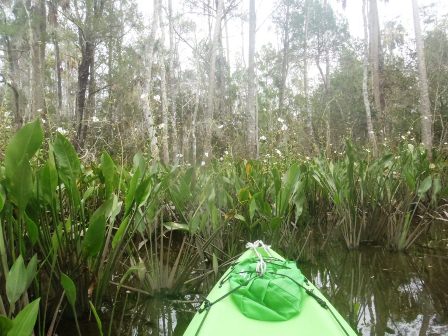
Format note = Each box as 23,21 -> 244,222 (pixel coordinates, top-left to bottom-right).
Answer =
116,296 -> 197,336
300,247 -> 448,335
72,248 -> 448,335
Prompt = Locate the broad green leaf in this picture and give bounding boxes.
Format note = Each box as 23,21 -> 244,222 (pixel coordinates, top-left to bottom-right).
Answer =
238,188 -> 251,203
101,152 -> 116,197
107,194 -> 122,224
249,198 -> 257,221
89,301 -> 104,336
51,222 -> 63,253
125,167 -> 141,214
52,133 -> 81,184
25,255 -> 38,289
4,120 -> 43,211
37,157 -> 58,205
234,214 -> 246,222
6,162 -> 33,211
0,316 -> 13,336
60,273 -> 77,307
5,120 -> 43,167
6,255 -> 27,306
0,184 -> 5,213
82,186 -> 96,204
132,152 -> 146,175
417,176 -> 432,197
134,177 -> 152,207
24,214 -> 38,246
112,216 -> 130,249
163,222 -> 190,232
82,208 -> 106,257
8,298 -> 41,336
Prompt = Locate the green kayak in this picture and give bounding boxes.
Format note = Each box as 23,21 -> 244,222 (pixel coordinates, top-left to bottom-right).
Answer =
184,243 -> 357,336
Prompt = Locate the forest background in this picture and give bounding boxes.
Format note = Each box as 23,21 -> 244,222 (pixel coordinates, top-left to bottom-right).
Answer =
1,0 -> 448,163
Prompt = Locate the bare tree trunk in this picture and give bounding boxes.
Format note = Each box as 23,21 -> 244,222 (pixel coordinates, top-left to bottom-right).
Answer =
168,0 -> 179,163
363,0 -> 378,155
75,0 -> 94,149
82,51 -> 96,145
303,0 -> 315,143
191,90 -> 200,165
159,1 -> 170,164
141,0 -> 160,161
324,0 -> 332,154
4,36 -> 23,129
247,0 -> 258,158
279,4 -> 290,115
75,37 -> 94,149
27,0 -> 47,120
224,17 -> 231,77
412,0 -> 433,159
368,0 -> 385,131
203,0 -> 224,160
49,0 -> 63,112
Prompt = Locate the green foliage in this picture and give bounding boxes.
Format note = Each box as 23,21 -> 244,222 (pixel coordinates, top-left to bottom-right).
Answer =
7,298 -> 41,336
4,120 -> 43,211
60,273 -> 77,307
0,120 -> 446,335
6,256 -> 27,306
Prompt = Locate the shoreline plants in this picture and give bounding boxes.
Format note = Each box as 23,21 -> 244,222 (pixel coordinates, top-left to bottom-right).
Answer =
0,120 -> 446,335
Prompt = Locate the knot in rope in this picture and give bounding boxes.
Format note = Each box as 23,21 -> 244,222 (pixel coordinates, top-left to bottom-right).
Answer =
245,240 -> 272,276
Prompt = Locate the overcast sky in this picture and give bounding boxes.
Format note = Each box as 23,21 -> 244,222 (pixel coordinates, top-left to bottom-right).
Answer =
135,0 -> 448,71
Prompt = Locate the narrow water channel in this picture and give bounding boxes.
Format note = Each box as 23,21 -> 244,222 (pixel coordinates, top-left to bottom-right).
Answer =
60,247 -> 448,335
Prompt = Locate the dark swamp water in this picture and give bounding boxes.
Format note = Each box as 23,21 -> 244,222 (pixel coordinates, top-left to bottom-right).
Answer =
59,247 -> 448,336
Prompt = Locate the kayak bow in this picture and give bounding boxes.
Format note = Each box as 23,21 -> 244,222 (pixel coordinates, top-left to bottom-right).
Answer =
184,242 -> 357,336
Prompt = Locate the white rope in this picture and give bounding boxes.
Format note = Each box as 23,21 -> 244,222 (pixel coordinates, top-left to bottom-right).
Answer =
245,240 -> 272,276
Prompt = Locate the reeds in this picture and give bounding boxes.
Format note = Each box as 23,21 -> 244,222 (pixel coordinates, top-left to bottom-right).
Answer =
0,121 -> 446,334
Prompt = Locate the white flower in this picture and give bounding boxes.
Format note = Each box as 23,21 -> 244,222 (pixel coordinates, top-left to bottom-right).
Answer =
201,161 -> 206,166
401,135 -> 406,140
153,95 -> 161,102
275,149 -> 282,156
224,151 -> 229,155
92,116 -> 99,123
56,127 -> 67,135
281,124 -> 288,131
41,118 -> 46,124
204,152 -> 209,158
444,142 -> 448,145
217,124 -> 224,129
305,156 -> 310,160
219,157 -> 223,161
5,126 -> 11,129
277,117 -> 285,123
259,135 -> 267,141
140,93 -> 147,99
158,123 -> 165,129
176,153 -> 183,158
37,108 -> 43,112
4,112 -> 10,117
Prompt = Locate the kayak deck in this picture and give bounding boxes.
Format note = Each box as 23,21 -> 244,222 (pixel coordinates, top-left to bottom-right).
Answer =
184,248 -> 357,336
